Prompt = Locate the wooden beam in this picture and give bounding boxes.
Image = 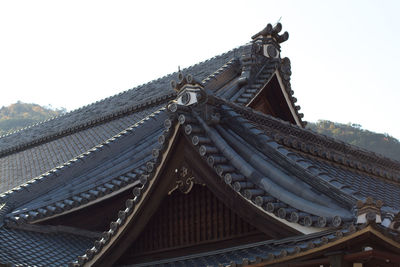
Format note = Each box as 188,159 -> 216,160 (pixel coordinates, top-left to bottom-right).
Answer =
344,250 -> 400,263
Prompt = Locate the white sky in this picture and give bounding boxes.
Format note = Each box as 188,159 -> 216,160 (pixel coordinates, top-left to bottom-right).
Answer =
0,0 -> 399,140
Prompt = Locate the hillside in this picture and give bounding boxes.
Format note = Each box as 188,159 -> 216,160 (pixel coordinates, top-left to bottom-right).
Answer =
307,120 -> 400,162
0,101 -> 65,136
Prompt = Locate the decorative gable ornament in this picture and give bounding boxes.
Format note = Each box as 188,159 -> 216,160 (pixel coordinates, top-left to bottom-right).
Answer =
263,44 -> 280,59
356,197 -> 383,224
252,22 -> 288,60
176,85 -> 203,106
170,71 -> 205,106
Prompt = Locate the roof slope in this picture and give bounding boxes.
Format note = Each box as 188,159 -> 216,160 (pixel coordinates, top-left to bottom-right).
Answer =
68,89 -> 400,265
0,107 -> 163,194
223,102 -> 400,209
2,23 -> 399,267
3,108 -> 167,225
0,46 -> 244,153
0,227 -> 94,266
0,46 -> 247,195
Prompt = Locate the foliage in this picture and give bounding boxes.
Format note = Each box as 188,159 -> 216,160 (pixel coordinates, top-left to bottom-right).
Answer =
0,101 -> 66,136
307,120 -> 400,162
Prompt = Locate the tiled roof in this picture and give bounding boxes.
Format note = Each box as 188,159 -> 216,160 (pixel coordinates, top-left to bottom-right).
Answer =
4,108 -> 167,225
69,111 -> 179,266
225,103 -> 400,209
0,46 -> 246,195
69,63 -> 400,266
218,101 -> 400,211
0,227 -> 94,266
238,105 -> 400,175
2,23 -> 399,266
303,155 -> 400,211
0,46 -> 245,154
173,102 -> 354,228
0,106 -> 163,194
157,92 -> 400,231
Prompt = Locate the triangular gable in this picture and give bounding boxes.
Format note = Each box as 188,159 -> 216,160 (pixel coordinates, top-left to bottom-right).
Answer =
248,71 -> 301,126
230,23 -> 304,127
70,76 -> 364,265
118,185 -> 268,264
78,117 -> 300,266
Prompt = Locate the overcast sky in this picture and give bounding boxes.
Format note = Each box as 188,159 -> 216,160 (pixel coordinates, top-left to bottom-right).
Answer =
0,0 -> 399,140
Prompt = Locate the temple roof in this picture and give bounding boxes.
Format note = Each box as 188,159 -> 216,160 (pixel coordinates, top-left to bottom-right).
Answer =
0,226 -> 94,266
0,46 -> 246,195
70,86 -> 400,266
0,23 -> 399,266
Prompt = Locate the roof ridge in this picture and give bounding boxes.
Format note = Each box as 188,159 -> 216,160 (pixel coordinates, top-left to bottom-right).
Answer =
0,112 -> 63,139
219,105 -> 358,209
0,93 -> 173,158
0,45 -> 244,141
223,101 -> 400,179
0,107 -> 167,210
0,45 -> 245,158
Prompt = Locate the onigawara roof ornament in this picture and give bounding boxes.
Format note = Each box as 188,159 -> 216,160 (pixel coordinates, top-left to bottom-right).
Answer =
170,71 -> 205,107
356,197 -> 383,225
238,22 -> 288,86
252,22 -> 289,59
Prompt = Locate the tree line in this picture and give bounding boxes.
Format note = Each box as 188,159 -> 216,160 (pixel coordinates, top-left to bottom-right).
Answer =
0,101 -> 65,136
307,120 -> 400,162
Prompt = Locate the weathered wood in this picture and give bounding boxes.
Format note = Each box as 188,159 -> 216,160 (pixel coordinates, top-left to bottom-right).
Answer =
119,185 -> 266,264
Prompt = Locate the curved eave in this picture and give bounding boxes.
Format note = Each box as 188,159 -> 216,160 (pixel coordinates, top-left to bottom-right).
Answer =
73,119 -> 181,266
3,108 -> 167,225
173,104 -> 353,231
221,100 -> 400,214
70,106 -> 303,266
232,100 -> 400,177
22,180 -> 142,225
229,55 -> 304,127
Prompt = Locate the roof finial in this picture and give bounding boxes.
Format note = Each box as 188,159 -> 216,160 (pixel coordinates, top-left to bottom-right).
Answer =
356,197 -> 383,225
251,22 -> 289,44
